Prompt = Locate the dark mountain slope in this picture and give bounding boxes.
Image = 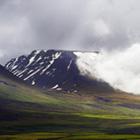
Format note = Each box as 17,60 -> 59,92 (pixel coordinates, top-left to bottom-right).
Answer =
5,50 -> 113,92
0,64 -> 24,85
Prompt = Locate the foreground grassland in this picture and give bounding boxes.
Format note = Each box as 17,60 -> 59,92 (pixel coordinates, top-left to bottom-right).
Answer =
1,132 -> 140,140
0,75 -> 140,139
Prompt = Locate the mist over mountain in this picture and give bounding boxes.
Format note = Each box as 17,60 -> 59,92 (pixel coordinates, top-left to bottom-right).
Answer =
5,45 -> 140,94
75,43 -> 140,94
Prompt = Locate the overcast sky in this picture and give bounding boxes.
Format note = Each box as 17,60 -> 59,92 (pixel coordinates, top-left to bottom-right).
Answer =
0,0 -> 140,64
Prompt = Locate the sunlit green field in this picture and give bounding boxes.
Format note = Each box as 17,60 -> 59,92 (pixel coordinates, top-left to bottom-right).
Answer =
1,132 -> 140,140
0,75 -> 140,139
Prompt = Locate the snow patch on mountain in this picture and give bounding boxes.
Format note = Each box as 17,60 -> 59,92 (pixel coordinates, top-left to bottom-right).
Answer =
24,67 -> 42,81
32,80 -> 35,85
67,60 -> 73,71
51,84 -> 59,89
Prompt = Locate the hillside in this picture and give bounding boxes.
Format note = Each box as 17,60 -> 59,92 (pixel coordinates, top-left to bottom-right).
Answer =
0,65 -> 140,139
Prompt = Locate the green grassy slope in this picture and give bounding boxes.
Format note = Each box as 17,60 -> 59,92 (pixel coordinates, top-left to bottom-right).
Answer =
0,74 -> 140,139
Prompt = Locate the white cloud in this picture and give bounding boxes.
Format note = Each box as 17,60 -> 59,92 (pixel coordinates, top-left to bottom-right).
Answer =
75,43 -> 140,94
0,50 -> 4,58
0,0 -> 140,64
92,19 -> 111,37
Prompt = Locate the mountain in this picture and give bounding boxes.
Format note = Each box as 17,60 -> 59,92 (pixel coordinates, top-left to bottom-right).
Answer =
5,50 -> 113,92
1,52 -> 140,139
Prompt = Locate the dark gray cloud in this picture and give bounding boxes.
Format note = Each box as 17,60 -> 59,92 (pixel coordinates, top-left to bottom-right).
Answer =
0,0 -> 140,64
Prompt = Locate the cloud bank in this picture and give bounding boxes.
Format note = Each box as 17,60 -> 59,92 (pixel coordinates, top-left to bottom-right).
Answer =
0,0 -> 140,64
75,43 -> 140,94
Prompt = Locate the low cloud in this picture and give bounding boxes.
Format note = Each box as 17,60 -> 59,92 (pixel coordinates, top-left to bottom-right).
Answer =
75,43 -> 140,94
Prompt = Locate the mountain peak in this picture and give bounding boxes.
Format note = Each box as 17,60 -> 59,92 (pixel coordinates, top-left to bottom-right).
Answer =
5,49 -> 112,92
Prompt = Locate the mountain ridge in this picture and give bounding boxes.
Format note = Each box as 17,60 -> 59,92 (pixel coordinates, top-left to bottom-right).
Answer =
5,49 -> 113,92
